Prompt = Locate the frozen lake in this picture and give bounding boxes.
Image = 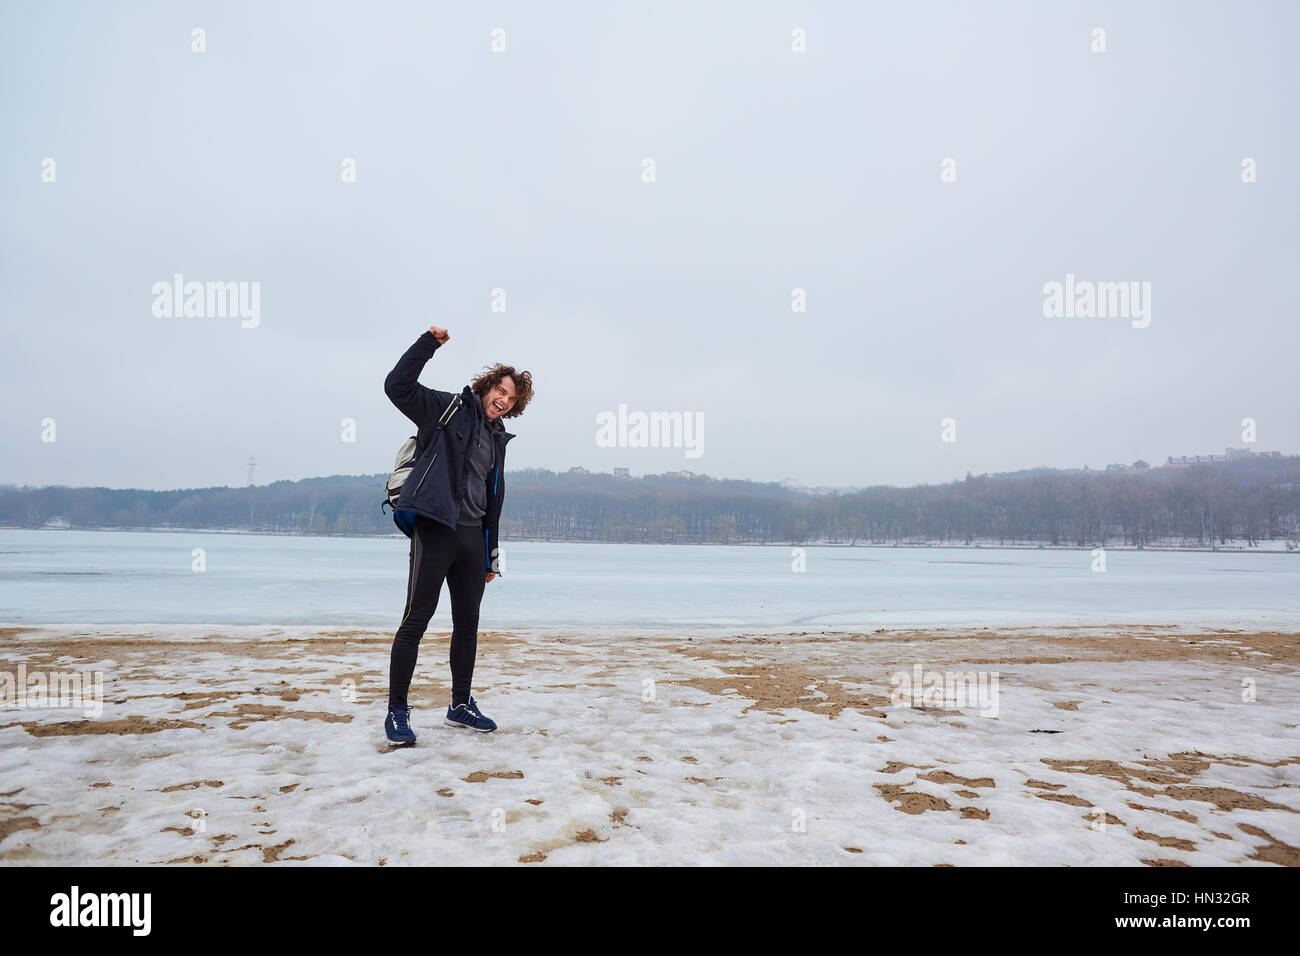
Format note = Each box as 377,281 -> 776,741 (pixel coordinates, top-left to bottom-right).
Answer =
0,529 -> 1296,630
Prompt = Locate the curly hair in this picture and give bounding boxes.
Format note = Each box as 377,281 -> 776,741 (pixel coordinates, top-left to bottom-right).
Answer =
471,363 -> 534,419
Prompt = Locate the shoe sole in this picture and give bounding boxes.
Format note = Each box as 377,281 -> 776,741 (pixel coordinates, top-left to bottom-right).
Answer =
387,737 -> 416,746
445,718 -> 495,733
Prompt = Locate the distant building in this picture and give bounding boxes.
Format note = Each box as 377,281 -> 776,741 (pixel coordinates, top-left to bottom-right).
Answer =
1105,463 -> 1128,472
1131,460 -> 1150,469
613,467 -> 630,478
567,465 -> 589,475
1163,448 -> 1286,467
1224,449 -> 1282,461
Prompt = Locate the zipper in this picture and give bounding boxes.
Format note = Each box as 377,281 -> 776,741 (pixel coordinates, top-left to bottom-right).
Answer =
483,465 -> 498,571
411,395 -> 463,496
411,447 -> 438,495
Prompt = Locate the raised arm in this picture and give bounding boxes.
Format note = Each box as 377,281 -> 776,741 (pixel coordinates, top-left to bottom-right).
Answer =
383,327 -> 453,426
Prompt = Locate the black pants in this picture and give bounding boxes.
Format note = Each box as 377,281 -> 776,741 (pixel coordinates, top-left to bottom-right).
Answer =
388,515 -> 487,709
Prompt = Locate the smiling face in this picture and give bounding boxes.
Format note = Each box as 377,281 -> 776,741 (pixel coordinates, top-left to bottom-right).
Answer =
482,375 -> 517,421
471,364 -> 532,420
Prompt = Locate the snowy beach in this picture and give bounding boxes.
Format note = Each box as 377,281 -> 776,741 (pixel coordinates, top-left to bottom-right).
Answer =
2,622 -> 1297,866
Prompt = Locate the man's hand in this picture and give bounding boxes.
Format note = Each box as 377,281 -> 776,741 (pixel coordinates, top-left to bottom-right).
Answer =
484,571 -> 496,584
429,326 -> 450,344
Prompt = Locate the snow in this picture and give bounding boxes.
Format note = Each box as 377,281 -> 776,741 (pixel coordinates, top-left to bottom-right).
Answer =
1,622 -> 1297,865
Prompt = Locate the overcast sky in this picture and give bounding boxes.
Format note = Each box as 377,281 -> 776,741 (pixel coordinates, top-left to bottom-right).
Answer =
2,0 -> 1296,491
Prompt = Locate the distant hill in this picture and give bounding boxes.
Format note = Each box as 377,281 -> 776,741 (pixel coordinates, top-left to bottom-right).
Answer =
2,456 -> 1298,548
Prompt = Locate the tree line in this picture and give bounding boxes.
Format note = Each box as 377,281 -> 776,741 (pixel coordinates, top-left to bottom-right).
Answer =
2,456 -> 1298,548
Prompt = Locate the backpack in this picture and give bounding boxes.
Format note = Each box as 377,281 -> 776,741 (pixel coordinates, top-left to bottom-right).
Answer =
381,394 -> 464,537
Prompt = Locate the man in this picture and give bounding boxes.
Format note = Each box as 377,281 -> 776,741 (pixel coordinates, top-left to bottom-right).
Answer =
382,325 -> 533,745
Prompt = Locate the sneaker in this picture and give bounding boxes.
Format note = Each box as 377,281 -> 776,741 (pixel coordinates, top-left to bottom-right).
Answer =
385,704 -> 416,745
445,695 -> 497,733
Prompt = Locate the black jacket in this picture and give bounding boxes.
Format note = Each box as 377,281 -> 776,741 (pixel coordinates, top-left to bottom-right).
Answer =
384,331 -> 515,573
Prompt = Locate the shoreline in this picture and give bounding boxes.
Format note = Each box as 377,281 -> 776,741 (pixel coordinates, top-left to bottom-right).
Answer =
4,619 -> 1300,641
2,525 -> 1299,553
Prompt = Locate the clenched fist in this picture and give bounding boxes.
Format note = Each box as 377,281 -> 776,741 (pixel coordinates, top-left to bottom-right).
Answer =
428,326 -> 450,344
